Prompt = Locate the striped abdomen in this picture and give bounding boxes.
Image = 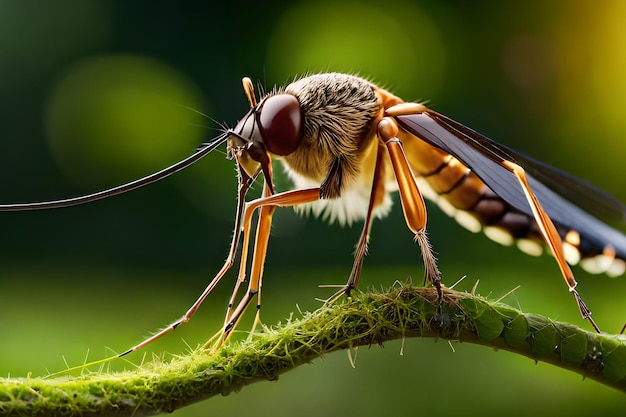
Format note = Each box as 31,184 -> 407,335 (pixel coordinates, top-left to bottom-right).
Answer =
399,129 -> 626,277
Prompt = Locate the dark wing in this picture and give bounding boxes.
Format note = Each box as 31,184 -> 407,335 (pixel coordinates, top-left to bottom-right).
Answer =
395,110 -> 626,258
497,142 -> 626,222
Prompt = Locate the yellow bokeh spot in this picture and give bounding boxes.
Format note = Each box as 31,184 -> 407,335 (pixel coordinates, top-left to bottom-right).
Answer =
266,0 -> 445,100
551,0 -> 626,171
45,54 -> 206,187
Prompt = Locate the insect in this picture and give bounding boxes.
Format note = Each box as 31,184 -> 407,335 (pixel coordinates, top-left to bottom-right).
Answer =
2,73 -> 625,364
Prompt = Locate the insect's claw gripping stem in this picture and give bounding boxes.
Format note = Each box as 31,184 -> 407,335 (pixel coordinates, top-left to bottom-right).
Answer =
423,264 -> 445,323
412,229 -> 445,319
322,284 -> 355,305
572,288 -> 601,333
342,284 -> 354,298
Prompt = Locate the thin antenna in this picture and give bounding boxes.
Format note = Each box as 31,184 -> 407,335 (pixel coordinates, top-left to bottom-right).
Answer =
0,133 -> 229,211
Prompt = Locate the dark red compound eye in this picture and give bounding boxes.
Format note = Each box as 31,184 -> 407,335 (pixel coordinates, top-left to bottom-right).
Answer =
258,94 -> 302,156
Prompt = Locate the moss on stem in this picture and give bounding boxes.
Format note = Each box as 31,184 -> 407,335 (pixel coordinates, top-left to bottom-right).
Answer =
1,284 -> 625,417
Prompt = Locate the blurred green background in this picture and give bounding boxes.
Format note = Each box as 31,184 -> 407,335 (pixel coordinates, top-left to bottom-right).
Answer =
2,0 -> 626,415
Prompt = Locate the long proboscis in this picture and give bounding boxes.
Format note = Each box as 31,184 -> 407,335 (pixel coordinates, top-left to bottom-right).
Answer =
0,133 -> 229,211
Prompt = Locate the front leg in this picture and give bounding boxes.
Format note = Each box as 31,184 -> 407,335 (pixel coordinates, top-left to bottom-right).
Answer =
206,187 -> 321,348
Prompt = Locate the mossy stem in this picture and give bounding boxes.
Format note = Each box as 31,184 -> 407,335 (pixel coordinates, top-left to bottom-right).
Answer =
1,284 -> 625,417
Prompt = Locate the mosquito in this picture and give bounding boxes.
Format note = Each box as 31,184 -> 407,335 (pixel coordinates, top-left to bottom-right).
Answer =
2,73 -> 625,367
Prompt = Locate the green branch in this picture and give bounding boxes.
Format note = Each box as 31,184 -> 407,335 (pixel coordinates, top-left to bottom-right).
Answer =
1,284 -> 626,417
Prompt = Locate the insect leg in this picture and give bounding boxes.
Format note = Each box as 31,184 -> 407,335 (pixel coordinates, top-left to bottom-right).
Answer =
328,142 -> 389,299
221,181 -> 271,331
204,187 -> 321,347
220,195 -> 276,344
501,160 -> 601,333
47,164 -> 259,373
379,117 -> 442,299
218,173 -> 276,343
111,168 -> 259,358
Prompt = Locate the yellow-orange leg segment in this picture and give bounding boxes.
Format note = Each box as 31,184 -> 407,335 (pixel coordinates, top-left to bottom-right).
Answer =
222,202 -> 275,339
204,187 -> 321,348
501,160 -> 601,333
221,179 -> 275,338
379,117 -> 442,299
114,169 -> 258,358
